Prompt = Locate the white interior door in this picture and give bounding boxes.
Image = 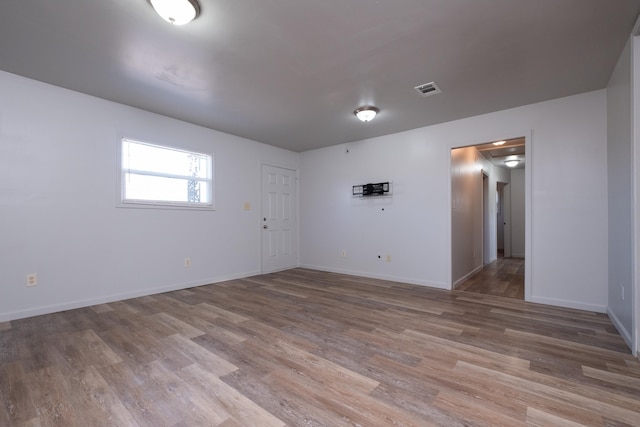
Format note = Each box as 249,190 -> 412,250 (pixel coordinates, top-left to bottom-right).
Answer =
261,164 -> 298,273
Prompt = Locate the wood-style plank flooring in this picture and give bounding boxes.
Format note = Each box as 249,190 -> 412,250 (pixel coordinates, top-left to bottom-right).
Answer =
456,257 -> 525,299
1,268 -> 639,426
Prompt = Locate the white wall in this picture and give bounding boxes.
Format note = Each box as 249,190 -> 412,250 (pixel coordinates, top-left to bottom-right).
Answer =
451,146 -> 484,285
494,166 -> 512,188
0,71 -> 298,322
477,151 -> 500,266
300,90 -> 608,312
510,169 -> 526,258
633,33 -> 640,356
0,69 -> 612,321
606,39 -> 633,348
450,147 -> 504,284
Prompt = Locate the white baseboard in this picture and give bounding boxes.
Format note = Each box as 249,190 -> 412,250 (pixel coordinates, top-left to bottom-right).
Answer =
0,270 -> 260,322
453,264 -> 483,288
298,264 -> 448,290
529,295 -> 607,313
607,307 -> 633,352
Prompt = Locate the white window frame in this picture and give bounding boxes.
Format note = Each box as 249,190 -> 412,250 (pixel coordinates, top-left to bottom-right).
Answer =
117,137 -> 214,210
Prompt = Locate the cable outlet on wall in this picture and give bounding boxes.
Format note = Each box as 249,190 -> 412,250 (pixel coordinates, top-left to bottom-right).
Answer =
26,273 -> 37,287
184,258 -> 191,268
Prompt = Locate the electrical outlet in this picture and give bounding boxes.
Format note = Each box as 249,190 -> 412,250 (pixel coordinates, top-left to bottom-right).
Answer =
184,258 -> 191,268
26,273 -> 37,287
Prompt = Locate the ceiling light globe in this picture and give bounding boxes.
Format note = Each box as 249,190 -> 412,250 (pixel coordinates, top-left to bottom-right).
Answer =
505,160 -> 520,168
150,0 -> 199,25
354,106 -> 379,122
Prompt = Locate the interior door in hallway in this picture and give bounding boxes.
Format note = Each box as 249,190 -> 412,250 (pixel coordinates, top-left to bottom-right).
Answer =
497,181 -> 512,258
261,164 -> 298,273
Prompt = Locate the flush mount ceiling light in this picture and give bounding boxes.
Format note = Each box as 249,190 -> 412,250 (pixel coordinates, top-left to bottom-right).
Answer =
505,159 -> 520,168
354,106 -> 379,122
150,0 -> 200,25
493,140 -> 506,146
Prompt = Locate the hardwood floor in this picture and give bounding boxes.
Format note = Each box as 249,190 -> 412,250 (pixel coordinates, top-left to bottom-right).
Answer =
1,268 -> 639,426
456,257 -> 525,299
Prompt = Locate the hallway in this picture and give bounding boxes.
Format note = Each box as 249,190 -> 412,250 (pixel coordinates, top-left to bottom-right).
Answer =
456,257 -> 525,299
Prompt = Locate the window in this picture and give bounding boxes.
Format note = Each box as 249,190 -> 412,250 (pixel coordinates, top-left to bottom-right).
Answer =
119,138 -> 213,209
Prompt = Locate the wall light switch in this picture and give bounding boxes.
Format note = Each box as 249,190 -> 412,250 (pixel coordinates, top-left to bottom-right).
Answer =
26,273 -> 37,287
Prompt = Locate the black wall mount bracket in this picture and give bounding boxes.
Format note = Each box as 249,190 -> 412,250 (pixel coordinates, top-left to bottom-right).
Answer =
352,182 -> 391,197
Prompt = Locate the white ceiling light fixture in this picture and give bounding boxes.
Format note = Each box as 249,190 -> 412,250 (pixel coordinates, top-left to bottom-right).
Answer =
493,140 -> 506,146
150,0 -> 200,25
354,106 -> 379,122
505,159 -> 520,168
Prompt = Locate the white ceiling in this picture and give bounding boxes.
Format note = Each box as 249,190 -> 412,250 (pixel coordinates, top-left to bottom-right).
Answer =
476,138 -> 526,169
1,0 -> 639,152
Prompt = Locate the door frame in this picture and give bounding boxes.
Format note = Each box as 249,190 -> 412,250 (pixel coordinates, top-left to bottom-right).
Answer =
503,181 -> 512,258
447,131 -> 532,303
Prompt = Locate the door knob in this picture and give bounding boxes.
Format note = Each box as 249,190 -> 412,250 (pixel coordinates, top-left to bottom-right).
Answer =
263,225 -> 268,229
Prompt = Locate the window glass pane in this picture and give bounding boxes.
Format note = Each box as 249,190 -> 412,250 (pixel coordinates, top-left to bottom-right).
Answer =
124,174 -> 211,204
123,139 -> 209,179
120,138 -> 213,209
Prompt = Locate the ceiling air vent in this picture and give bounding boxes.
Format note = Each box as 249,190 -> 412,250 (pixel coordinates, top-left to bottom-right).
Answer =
414,82 -> 441,97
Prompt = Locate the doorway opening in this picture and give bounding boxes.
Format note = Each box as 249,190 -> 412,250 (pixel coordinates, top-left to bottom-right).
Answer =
451,137 -> 526,300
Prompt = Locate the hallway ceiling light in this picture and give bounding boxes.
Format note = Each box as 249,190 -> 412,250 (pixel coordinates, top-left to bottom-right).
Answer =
354,106 -> 379,122
493,141 -> 506,146
505,159 -> 520,168
150,0 -> 200,25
